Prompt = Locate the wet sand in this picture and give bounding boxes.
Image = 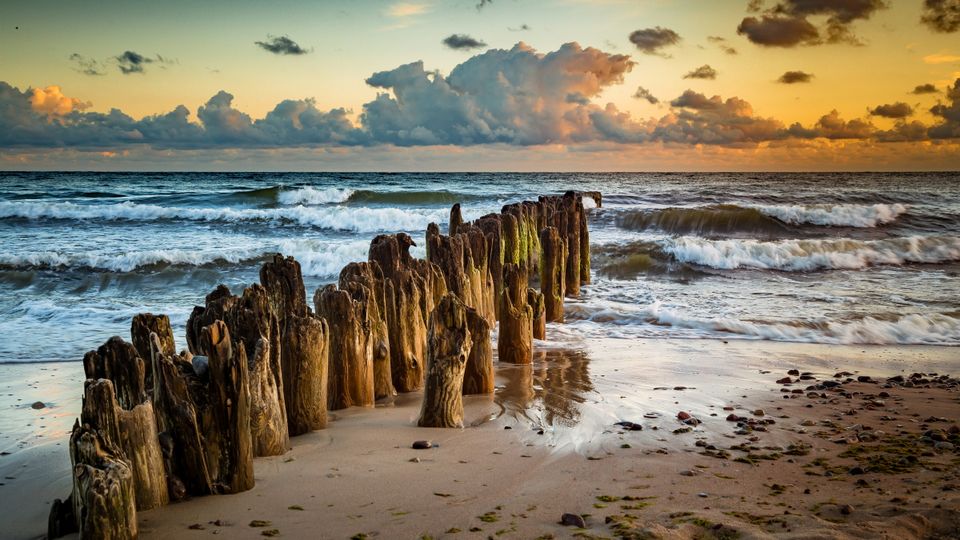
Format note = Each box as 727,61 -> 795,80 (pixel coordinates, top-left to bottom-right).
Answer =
2,338 -> 958,539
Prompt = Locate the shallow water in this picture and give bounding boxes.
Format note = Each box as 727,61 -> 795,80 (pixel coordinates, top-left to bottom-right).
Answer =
1,171 -> 958,364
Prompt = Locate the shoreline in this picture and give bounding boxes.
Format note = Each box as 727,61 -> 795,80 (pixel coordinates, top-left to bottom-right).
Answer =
2,338 -> 958,538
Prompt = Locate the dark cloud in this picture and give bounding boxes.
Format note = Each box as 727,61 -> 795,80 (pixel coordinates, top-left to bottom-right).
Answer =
787,110 -> 874,139
869,102 -> 913,119
68,53 -> 106,76
255,35 -> 309,55
633,86 -> 659,105
912,83 -> 938,95
747,0 -> 765,12
929,78 -> 960,138
442,34 -> 487,50
738,0 -> 887,47
684,65 -> 718,80
707,36 -> 738,55
628,27 -> 681,56
737,15 -> 820,46
476,0 -> 493,10
921,0 -> 960,33
115,51 -> 152,74
778,70 -> 813,83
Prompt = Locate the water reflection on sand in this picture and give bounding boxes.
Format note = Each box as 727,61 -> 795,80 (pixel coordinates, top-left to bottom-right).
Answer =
493,349 -> 595,429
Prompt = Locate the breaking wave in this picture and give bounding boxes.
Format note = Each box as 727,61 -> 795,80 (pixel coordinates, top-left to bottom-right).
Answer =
567,301 -> 960,345
0,200 -> 448,233
749,203 -> 908,227
663,235 -> 960,271
277,186 -> 354,205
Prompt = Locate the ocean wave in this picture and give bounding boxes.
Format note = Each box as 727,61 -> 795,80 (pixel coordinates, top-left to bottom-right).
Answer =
0,239 -> 429,277
278,186 -> 354,205
347,189 -> 484,205
663,235 -> 960,271
566,301 -> 960,345
616,205 -> 794,237
749,203 -> 907,227
0,200 -> 448,233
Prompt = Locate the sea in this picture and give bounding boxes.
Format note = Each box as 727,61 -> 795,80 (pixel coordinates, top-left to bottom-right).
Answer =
1,172 -> 958,364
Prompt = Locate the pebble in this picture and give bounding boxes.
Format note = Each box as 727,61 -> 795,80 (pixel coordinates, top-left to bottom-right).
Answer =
677,411 -> 692,421
30,401 -> 45,410
752,409 -> 765,417
615,421 -> 643,431
698,492 -> 708,498
787,369 -> 800,376
776,377 -> 793,384
412,440 -> 433,450
679,469 -> 699,476
560,513 -> 586,528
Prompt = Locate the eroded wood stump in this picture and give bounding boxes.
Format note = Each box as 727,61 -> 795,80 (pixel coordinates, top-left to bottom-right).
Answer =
340,261 -> 395,400
498,263 -> 533,364
82,337 -> 146,411
260,254 -> 308,321
282,314 -> 330,435
69,424 -> 138,540
462,306 -> 493,395
528,288 -> 546,341
131,312 -> 174,390
539,226 -> 566,322
315,285 -> 374,410
418,294 -> 472,428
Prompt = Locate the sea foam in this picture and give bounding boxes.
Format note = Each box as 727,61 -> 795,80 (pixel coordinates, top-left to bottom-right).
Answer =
749,203 -> 908,227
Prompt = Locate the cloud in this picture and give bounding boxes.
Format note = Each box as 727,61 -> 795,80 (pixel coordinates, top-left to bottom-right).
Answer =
2,44 -> 959,152
442,34 -> 487,50
387,2 -> 430,18
869,102 -> 913,118
628,27 -> 681,56
68,53 -> 106,76
912,83 -> 938,94
787,110 -> 874,139
737,15 -> 820,47
255,35 -> 310,55
476,0 -> 493,10
683,65 -> 718,80
114,50 -> 173,74
778,70 -> 814,84
923,53 -> 960,64
929,77 -> 960,138
360,42 -> 635,145
921,0 -> 960,33
29,86 -> 91,116
738,0 -> 887,47
707,36 -> 738,55
633,86 -> 659,105
508,24 -> 531,31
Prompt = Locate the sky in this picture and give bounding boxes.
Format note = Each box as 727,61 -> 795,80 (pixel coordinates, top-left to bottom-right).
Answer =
1,0 -> 959,171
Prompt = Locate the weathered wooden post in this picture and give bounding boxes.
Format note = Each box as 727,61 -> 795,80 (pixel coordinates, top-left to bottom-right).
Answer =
462,306 -> 493,395
282,314 -> 330,434
340,261 -> 395,400
528,289 -> 546,340
539,226 -> 566,322
315,285 -> 375,410
418,294 -> 472,428
498,263 -> 533,364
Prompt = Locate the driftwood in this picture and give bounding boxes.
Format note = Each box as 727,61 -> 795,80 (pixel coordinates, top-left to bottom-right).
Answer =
418,294 -> 472,428
340,261 -> 395,400
79,379 -> 168,511
369,233 -> 432,392
82,337 -> 146,411
69,424 -> 138,540
315,285 -> 375,410
199,321 -> 254,494
130,312 -> 174,390
260,254 -> 309,321
498,263 -> 533,364
187,284 -> 288,457
282,314 -> 330,434
462,306 -> 494,395
528,288 -> 546,341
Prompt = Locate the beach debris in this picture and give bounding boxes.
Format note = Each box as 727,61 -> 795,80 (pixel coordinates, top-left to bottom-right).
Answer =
418,295 -> 472,428
412,440 -> 433,449
560,513 -> 586,528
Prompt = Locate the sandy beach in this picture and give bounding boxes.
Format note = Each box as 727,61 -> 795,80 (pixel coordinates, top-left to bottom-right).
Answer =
4,337 -> 958,539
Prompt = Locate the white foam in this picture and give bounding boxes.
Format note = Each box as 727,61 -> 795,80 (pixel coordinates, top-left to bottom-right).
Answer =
0,200 -> 448,234
277,187 -> 354,205
749,203 -> 908,227
0,247 -> 263,272
663,235 -> 960,271
566,300 -> 960,345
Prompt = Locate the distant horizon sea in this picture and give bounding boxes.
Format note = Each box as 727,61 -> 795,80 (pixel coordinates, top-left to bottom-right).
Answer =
1,171 -> 958,364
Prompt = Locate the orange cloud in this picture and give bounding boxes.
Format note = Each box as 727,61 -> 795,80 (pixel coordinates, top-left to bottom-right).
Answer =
29,85 -> 91,116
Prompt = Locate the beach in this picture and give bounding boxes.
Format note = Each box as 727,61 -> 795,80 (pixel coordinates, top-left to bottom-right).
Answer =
4,338 -> 958,539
